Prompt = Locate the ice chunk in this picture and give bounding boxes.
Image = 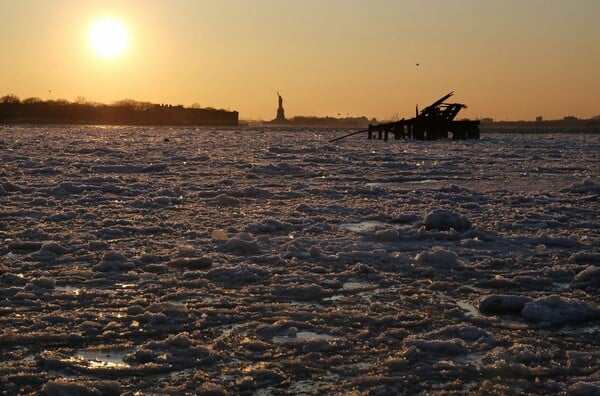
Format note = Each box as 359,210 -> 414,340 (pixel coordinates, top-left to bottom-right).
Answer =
221,236 -> 260,255
423,209 -> 472,231
93,251 -> 134,272
167,257 -> 212,270
39,242 -> 67,256
374,228 -> 399,242
207,194 -> 240,206
404,338 -> 467,355
566,382 -> 600,396
415,247 -> 464,269
521,295 -> 600,325
148,302 -> 189,316
479,295 -> 532,315
43,379 -> 120,396
570,266 -> 600,290
29,277 -> 56,289
206,264 -> 269,285
245,219 -> 293,233
211,229 -> 229,241
102,251 -> 127,262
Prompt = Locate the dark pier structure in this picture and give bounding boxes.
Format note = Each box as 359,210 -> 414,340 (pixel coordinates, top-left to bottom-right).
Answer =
330,92 -> 479,142
369,92 -> 479,141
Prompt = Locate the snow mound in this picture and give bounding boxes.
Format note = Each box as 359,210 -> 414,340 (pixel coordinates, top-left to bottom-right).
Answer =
148,302 -> 189,316
570,252 -> 600,265
167,257 -> 212,270
374,228 -> 399,242
228,186 -> 271,198
427,324 -> 491,341
124,333 -> 211,369
39,242 -> 67,256
206,264 -> 270,285
221,235 -> 261,255
404,338 -> 467,355
570,266 -> 600,290
222,237 -> 260,255
207,194 -> 240,206
415,247 -> 464,269
93,251 -> 135,272
245,219 -> 293,233
521,295 -> 600,325
43,379 -> 120,396
566,382 -> 600,396
423,209 -> 472,231
561,179 -> 600,194
28,277 -> 56,290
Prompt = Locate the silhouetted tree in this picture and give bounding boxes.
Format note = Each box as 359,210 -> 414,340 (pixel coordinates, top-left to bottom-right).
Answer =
1,94 -> 20,103
23,97 -> 42,104
0,94 -> 238,125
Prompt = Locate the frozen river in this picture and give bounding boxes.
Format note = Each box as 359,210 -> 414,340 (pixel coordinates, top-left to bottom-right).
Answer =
0,126 -> 598,394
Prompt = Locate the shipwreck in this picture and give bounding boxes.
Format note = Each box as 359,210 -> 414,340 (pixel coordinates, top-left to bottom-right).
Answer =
331,92 -> 480,142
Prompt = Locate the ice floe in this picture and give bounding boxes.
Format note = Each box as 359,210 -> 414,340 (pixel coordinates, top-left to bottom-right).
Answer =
0,126 -> 598,394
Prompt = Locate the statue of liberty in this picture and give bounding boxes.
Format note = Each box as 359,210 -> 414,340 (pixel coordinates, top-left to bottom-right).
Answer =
275,92 -> 286,121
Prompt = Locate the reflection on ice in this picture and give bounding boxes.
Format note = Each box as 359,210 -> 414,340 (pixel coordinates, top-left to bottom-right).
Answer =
457,300 -> 481,318
340,220 -> 387,232
366,178 -> 447,188
55,285 -> 81,295
340,220 -> 411,232
273,331 -> 336,343
2,252 -> 21,260
342,281 -> 372,291
76,349 -> 132,369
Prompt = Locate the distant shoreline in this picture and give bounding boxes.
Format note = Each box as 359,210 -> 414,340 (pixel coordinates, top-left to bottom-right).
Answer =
0,96 -> 239,127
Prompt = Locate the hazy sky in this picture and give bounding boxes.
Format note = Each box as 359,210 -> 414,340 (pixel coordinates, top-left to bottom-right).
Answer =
1,0 -> 599,120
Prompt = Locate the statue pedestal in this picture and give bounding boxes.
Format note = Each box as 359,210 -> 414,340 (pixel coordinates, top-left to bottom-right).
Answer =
275,107 -> 285,122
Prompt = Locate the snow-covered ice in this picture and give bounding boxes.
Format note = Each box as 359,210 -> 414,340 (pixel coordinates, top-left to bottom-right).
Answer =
0,125 -> 598,394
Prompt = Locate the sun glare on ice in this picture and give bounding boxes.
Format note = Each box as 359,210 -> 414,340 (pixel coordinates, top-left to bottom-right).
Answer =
88,18 -> 130,59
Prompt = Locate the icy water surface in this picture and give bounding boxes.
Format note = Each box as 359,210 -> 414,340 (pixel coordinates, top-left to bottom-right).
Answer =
0,126 -> 599,394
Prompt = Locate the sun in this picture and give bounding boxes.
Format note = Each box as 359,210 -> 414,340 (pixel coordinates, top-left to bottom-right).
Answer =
89,18 -> 130,59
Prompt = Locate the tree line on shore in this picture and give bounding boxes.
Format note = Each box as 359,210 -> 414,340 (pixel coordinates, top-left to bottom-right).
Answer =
0,95 -> 238,126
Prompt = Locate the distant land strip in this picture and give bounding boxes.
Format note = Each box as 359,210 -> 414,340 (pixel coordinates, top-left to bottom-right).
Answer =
0,95 -> 238,126
480,118 -> 600,133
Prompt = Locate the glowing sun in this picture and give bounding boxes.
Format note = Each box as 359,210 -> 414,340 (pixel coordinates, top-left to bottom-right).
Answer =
89,18 -> 130,59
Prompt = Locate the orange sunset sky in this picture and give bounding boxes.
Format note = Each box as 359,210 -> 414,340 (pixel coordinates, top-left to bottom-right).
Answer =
1,0 -> 599,121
